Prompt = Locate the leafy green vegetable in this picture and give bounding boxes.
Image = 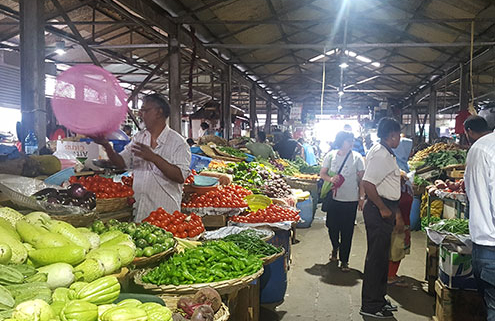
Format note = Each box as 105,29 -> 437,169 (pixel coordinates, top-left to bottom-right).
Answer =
223,230 -> 281,258
217,146 -> 247,158
429,218 -> 469,235
420,216 -> 441,231
423,150 -> 467,169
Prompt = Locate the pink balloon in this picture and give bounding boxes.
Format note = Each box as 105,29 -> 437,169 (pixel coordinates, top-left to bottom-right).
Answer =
51,65 -> 129,136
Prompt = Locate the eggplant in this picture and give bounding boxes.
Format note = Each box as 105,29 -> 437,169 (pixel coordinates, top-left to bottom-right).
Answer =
32,188 -> 58,197
68,183 -> 87,199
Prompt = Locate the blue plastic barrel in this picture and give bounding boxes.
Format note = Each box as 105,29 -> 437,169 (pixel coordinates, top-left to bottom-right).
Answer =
410,197 -> 421,231
267,229 -> 291,269
296,196 -> 313,228
260,255 -> 288,304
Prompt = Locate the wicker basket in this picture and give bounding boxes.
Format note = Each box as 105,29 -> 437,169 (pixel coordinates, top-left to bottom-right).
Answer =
95,197 -> 129,213
261,247 -> 285,265
160,297 -> 230,321
133,266 -> 264,296
132,240 -> 177,268
50,211 -> 98,227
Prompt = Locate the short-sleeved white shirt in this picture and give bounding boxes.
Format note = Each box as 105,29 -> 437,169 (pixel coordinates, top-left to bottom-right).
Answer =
322,150 -> 365,202
363,143 -> 401,201
120,126 -> 191,222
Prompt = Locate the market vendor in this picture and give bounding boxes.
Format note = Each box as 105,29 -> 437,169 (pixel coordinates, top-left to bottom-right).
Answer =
94,94 -> 191,222
245,132 -> 276,159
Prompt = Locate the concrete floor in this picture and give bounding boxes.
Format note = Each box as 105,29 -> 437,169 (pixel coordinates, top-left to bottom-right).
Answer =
260,207 -> 435,321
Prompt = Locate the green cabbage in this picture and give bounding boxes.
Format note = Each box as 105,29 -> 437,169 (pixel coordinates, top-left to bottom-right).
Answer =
76,229 -> 100,250
12,299 -> 55,321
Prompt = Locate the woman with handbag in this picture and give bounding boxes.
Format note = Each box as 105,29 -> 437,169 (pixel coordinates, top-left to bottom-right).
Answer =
319,131 -> 365,272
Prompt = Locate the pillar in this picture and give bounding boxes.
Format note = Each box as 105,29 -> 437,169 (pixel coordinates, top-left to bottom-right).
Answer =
459,63 -> 469,111
20,0 -> 46,151
410,105 -> 417,141
222,65 -> 232,139
277,106 -> 284,125
249,85 -> 257,138
428,87 -> 437,143
168,27 -> 181,133
264,100 -> 272,134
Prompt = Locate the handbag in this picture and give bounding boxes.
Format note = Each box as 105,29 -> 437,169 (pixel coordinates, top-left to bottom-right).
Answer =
321,150 -> 352,212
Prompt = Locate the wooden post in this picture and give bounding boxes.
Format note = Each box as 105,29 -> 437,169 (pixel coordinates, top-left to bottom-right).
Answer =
459,63 -> 469,111
168,27 -> 181,133
428,87 -> 437,143
222,65 -> 232,139
20,0 -> 46,151
264,100 -> 272,134
249,85 -> 257,138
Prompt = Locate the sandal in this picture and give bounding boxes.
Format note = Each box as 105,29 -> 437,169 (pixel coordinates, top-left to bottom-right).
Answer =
387,277 -> 408,287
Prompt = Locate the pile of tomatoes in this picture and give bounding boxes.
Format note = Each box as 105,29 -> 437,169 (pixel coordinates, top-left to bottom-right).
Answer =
184,170 -> 198,185
229,204 -> 301,223
69,175 -> 134,199
182,185 -> 251,208
143,207 -> 205,238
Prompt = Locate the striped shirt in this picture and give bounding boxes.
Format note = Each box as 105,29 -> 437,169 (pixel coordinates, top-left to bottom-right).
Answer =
120,126 -> 191,222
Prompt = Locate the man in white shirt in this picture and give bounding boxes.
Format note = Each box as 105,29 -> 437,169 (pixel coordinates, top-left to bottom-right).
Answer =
463,115 -> 495,320
360,117 -> 403,319
95,94 -> 191,222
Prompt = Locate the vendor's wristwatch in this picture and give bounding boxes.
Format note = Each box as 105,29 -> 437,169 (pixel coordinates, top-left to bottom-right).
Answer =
359,196 -> 366,201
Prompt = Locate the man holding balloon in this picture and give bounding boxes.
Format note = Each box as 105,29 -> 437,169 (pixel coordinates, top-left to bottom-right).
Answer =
94,94 -> 191,222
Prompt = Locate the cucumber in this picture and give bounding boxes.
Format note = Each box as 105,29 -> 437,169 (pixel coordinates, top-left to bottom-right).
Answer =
0,233 -> 27,265
0,220 -> 20,241
28,246 -> 86,267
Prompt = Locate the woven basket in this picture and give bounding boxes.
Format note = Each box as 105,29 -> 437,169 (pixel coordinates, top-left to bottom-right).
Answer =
109,267 -> 130,290
50,211 -> 98,227
132,240 -> 177,268
261,247 -> 285,265
133,266 -> 264,296
95,197 -> 129,213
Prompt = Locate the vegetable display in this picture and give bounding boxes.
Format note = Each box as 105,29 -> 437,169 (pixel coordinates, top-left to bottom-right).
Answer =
410,143 -> 462,163
292,156 -> 321,174
143,208 -> 205,239
142,241 -> 263,286
31,184 -> 96,210
69,175 -> 134,199
217,146 -> 246,158
421,216 -> 441,231
261,177 -> 292,198
429,218 -> 469,235
90,220 -> 175,259
222,230 -> 281,258
269,159 -> 300,176
182,185 -> 251,208
184,170 -> 198,185
229,204 -> 301,223
422,150 -> 467,169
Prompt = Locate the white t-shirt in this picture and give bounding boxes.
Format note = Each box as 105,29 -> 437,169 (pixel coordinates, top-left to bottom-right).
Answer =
464,132 -> 495,246
322,150 -> 365,202
120,126 -> 191,222
363,143 -> 401,201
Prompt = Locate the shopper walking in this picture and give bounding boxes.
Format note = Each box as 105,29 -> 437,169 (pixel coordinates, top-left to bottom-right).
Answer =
320,131 -> 365,272
463,115 -> 495,320
360,117 -> 402,319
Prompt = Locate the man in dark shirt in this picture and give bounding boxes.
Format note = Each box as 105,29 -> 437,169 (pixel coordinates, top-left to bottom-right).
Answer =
274,131 -> 299,160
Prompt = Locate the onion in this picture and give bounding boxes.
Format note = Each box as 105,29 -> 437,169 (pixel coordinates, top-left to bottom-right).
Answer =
190,305 -> 214,321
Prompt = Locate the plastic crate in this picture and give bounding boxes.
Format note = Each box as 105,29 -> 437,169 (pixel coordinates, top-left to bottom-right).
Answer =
190,153 -> 212,171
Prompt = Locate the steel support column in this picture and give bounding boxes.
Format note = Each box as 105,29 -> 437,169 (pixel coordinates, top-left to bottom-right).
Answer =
265,101 -> 272,134
428,88 -> 437,143
459,63 -> 469,111
249,85 -> 257,138
277,106 -> 284,125
222,65 -> 232,139
410,104 -> 417,141
19,0 -> 45,151
168,30 -> 182,133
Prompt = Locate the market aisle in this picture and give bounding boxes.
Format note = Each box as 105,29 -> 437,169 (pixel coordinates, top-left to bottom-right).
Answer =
260,207 -> 434,321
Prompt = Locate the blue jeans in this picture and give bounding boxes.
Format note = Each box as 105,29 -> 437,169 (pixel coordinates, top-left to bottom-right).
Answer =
472,243 -> 495,320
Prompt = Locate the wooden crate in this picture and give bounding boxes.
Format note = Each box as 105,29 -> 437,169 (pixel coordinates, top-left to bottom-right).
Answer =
426,240 -> 440,295
226,280 -> 260,321
202,214 -> 228,229
434,280 -> 486,321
